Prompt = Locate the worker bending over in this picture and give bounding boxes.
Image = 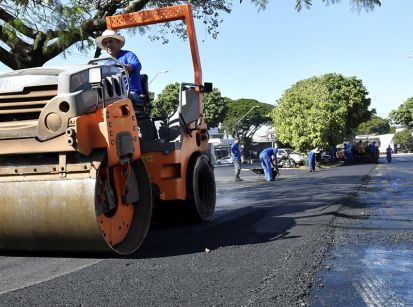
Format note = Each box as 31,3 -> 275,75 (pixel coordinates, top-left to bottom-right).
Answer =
259,147 -> 278,181
308,147 -> 320,172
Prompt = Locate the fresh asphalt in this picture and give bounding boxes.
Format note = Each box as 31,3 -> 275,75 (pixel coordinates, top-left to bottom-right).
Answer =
311,154 -> 413,306
0,157 -> 411,306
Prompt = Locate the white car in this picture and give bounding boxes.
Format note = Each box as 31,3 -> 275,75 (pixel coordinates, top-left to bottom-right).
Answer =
278,148 -> 306,167
216,156 -> 233,165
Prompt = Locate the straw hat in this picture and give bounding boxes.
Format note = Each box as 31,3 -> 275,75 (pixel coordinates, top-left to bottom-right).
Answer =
95,30 -> 125,49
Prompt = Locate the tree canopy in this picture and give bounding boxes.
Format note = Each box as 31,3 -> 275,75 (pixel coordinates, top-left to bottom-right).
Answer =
222,98 -> 274,139
0,0 -> 381,69
388,97 -> 413,129
393,129 -> 413,153
356,115 -> 390,135
271,73 -> 372,152
202,88 -> 227,128
151,82 -> 180,118
0,1 -> 234,69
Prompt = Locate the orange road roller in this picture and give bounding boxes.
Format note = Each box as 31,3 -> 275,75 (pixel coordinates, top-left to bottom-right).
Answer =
0,4 -> 216,255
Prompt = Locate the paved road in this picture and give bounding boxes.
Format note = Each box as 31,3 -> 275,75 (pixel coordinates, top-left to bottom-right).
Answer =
0,159 -> 386,306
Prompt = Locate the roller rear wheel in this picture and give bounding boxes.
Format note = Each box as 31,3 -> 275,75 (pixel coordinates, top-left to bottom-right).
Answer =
186,155 -> 216,223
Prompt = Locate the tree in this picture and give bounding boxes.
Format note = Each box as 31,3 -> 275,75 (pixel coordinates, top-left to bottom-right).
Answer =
222,98 -> 274,139
221,98 -> 274,160
151,83 -> 227,127
393,129 -> 413,153
0,1 -> 233,69
388,97 -> 413,129
356,115 -> 390,135
151,82 -> 180,118
1,0 -> 381,69
271,73 -> 372,152
203,88 -> 227,128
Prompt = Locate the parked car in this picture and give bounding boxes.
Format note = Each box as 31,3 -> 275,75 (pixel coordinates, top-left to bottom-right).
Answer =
216,156 -> 233,165
277,148 -> 305,167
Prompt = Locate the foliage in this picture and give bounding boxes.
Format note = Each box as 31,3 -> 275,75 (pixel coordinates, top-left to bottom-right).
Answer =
0,0 -> 382,69
356,115 -> 390,135
222,98 -> 274,139
0,1 -> 234,69
240,0 -> 380,11
151,83 -> 227,127
151,82 -> 180,118
293,0 -> 381,11
203,88 -> 227,128
393,129 -> 413,152
271,73 -> 372,152
388,97 -> 413,129
221,98 -> 274,160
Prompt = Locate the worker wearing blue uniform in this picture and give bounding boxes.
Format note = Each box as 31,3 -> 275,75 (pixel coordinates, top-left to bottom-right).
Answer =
231,138 -> 243,181
386,145 -> 393,163
95,30 -> 143,106
343,143 -> 353,164
308,148 -> 319,172
259,147 -> 278,181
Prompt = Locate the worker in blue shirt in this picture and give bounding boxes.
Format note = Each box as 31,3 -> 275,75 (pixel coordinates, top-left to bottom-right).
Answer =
95,30 -> 143,106
343,143 -> 353,164
231,138 -> 243,181
386,145 -> 393,163
259,147 -> 278,181
308,147 -> 319,172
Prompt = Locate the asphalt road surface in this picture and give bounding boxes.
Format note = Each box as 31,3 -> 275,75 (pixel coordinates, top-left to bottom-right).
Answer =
0,156 -> 411,306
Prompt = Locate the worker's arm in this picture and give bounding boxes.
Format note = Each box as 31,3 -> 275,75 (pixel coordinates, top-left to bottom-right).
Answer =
271,156 -> 277,167
122,51 -> 142,74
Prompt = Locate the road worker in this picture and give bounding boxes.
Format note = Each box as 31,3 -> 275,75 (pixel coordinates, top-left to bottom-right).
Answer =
259,147 -> 278,181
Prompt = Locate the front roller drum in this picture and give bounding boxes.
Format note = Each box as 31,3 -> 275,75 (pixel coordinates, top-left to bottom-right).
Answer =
0,159 -> 152,255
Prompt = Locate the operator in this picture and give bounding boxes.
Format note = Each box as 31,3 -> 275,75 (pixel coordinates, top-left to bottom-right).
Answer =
95,30 -> 143,106
231,138 -> 243,181
259,147 -> 278,181
308,147 -> 319,172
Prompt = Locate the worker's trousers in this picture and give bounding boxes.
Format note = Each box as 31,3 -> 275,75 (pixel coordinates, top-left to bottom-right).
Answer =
259,154 -> 273,181
233,160 -> 241,179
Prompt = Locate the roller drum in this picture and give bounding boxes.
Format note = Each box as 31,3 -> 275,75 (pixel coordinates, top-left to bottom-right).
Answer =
0,158 -> 152,255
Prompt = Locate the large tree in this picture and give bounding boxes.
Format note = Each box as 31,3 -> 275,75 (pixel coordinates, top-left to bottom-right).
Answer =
271,73 -> 372,152
388,97 -> 413,129
356,115 -> 390,135
0,0 -> 381,69
0,1 -> 234,69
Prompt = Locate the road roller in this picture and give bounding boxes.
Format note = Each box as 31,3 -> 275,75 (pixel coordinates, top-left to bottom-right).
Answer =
0,4 -> 216,255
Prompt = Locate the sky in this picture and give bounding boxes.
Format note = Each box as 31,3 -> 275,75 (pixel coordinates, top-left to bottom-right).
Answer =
2,1 -> 413,118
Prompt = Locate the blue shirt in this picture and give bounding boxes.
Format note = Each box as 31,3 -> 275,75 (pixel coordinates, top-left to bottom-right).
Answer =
117,50 -> 142,94
260,148 -> 277,159
231,142 -> 241,161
